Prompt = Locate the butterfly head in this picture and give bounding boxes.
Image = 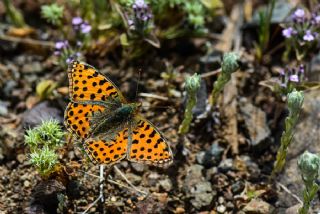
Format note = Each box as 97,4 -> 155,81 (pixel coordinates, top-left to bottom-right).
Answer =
121,102 -> 141,115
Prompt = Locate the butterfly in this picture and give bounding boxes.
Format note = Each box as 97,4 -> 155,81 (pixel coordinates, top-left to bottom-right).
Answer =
64,61 -> 173,167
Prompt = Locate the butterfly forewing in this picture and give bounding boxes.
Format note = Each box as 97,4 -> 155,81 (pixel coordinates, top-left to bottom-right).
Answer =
68,61 -> 125,103
64,102 -> 105,139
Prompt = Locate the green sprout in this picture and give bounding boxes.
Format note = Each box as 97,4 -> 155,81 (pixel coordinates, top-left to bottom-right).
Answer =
30,146 -> 58,176
184,2 -> 205,28
298,151 -> 320,214
254,0 -> 275,62
179,73 -> 201,134
210,52 -> 239,106
24,119 -> 65,176
272,89 -> 304,175
3,0 -> 26,27
41,3 -> 64,26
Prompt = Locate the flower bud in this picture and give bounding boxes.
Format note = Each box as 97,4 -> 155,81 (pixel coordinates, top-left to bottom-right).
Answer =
185,73 -> 201,94
298,151 -> 320,182
221,52 -> 239,76
287,89 -> 304,115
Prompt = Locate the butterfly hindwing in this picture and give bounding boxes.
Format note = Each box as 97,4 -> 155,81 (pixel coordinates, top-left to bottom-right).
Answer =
128,117 -> 173,167
68,61 -> 125,103
84,128 -> 128,166
64,102 -> 105,139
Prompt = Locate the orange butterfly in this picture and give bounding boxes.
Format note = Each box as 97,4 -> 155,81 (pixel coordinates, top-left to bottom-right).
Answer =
64,61 -> 173,167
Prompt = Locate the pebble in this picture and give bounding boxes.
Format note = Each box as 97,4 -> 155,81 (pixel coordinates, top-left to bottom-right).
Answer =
175,207 -> 185,214
16,154 -> 26,164
159,178 -> 172,192
196,144 -> 223,168
0,101 -> 9,116
125,173 -> 142,185
242,199 -> 275,213
218,158 -> 233,172
21,61 -> 42,74
131,162 -> 146,173
231,180 -> 245,194
184,165 -> 216,209
239,99 -> 271,150
24,180 -> 30,188
22,101 -> 63,128
218,196 -> 224,204
217,205 -> 226,213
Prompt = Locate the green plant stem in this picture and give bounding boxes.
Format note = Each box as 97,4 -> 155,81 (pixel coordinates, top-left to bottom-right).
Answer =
272,91 -> 304,175
179,92 -> 197,134
210,72 -> 230,106
299,183 -> 319,214
210,52 -> 239,106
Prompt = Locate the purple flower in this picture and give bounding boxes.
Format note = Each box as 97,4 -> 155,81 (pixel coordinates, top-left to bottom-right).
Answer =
289,74 -> 299,82
282,27 -> 295,38
55,40 -> 68,49
132,0 -> 152,22
80,22 -> 91,34
72,17 -> 91,34
133,0 -> 148,9
66,52 -> 81,64
294,8 -> 305,18
72,17 -> 83,25
303,30 -> 315,41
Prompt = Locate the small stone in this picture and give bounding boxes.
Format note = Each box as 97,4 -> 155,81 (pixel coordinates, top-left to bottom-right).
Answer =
111,196 -> 117,202
125,173 -> 142,185
190,181 -> 214,209
175,207 -> 185,214
16,154 -> 26,164
21,61 -> 42,74
218,196 -> 224,204
184,165 -> 216,209
159,178 -> 172,192
131,162 -> 146,173
285,204 -> 301,214
0,101 -> 9,116
22,101 -> 63,128
226,202 -> 234,209
148,172 -> 161,187
24,180 -> 30,188
243,199 -> 275,214
231,180 -> 245,194
239,99 -> 271,150
196,144 -> 223,168
217,205 -> 226,213
218,158 -> 233,172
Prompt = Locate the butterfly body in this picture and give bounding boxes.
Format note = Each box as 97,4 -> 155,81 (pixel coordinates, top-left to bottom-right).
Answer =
64,61 -> 173,167
89,103 -> 140,137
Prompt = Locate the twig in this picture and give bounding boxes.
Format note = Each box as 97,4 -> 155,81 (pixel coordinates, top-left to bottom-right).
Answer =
200,68 -> 221,78
81,165 -> 105,214
277,182 -> 303,204
0,34 -> 55,48
114,166 -> 148,196
138,92 -> 169,101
